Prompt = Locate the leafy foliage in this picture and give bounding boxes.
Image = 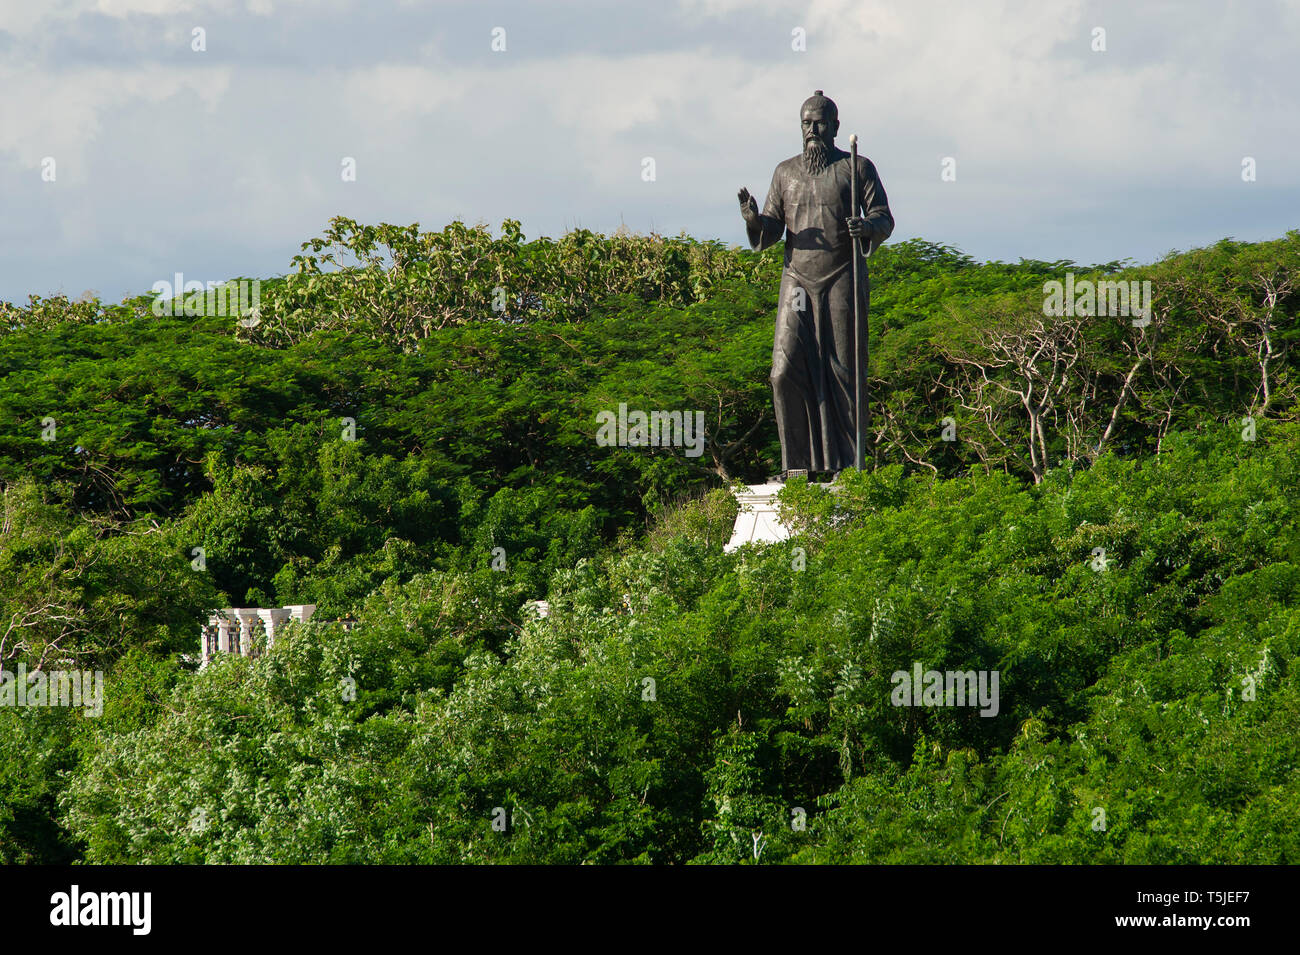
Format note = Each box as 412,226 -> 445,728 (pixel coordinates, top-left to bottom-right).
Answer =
1,221 -> 1298,863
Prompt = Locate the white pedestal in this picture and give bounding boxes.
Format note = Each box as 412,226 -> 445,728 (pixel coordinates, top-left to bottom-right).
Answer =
725,482 -> 794,552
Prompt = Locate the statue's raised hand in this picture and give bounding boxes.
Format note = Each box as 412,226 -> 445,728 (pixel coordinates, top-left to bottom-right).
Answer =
738,187 -> 759,222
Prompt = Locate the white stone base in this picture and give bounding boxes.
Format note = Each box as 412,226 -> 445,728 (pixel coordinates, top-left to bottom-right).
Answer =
725,482 -> 793,552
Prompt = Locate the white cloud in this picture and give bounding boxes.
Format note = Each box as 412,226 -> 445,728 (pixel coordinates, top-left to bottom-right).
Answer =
0,65 -> 232,173
1,0 -> 1297,302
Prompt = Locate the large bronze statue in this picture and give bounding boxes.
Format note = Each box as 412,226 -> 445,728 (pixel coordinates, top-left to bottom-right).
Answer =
739,90 -> 894,476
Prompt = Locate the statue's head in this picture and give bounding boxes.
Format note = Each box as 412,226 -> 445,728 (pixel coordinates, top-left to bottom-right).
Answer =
800,90 -> 839,174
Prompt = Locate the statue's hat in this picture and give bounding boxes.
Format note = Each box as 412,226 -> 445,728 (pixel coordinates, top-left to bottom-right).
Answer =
800,89 -> 838,121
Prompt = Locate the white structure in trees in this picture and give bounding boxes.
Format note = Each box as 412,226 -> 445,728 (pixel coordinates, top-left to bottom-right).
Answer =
725,475 -> 848,553
725,482 -> 794,552
200,605 -> 315,666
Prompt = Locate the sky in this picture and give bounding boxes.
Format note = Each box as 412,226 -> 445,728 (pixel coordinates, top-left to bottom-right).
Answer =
1,0 -> 1297,304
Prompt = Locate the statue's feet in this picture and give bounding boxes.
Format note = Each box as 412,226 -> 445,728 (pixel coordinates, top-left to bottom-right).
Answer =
767,468 -> 844,483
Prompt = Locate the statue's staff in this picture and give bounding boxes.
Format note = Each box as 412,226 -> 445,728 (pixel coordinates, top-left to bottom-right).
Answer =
850,133 -> 868,472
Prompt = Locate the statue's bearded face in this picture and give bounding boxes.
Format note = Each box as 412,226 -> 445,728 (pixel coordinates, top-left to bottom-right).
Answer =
801,106 -> 837,174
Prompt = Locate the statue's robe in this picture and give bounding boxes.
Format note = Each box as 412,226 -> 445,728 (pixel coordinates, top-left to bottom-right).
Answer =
747,147 -> 894,473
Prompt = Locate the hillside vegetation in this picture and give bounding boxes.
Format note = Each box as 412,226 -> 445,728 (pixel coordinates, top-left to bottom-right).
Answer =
1,221 -> 1297,862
